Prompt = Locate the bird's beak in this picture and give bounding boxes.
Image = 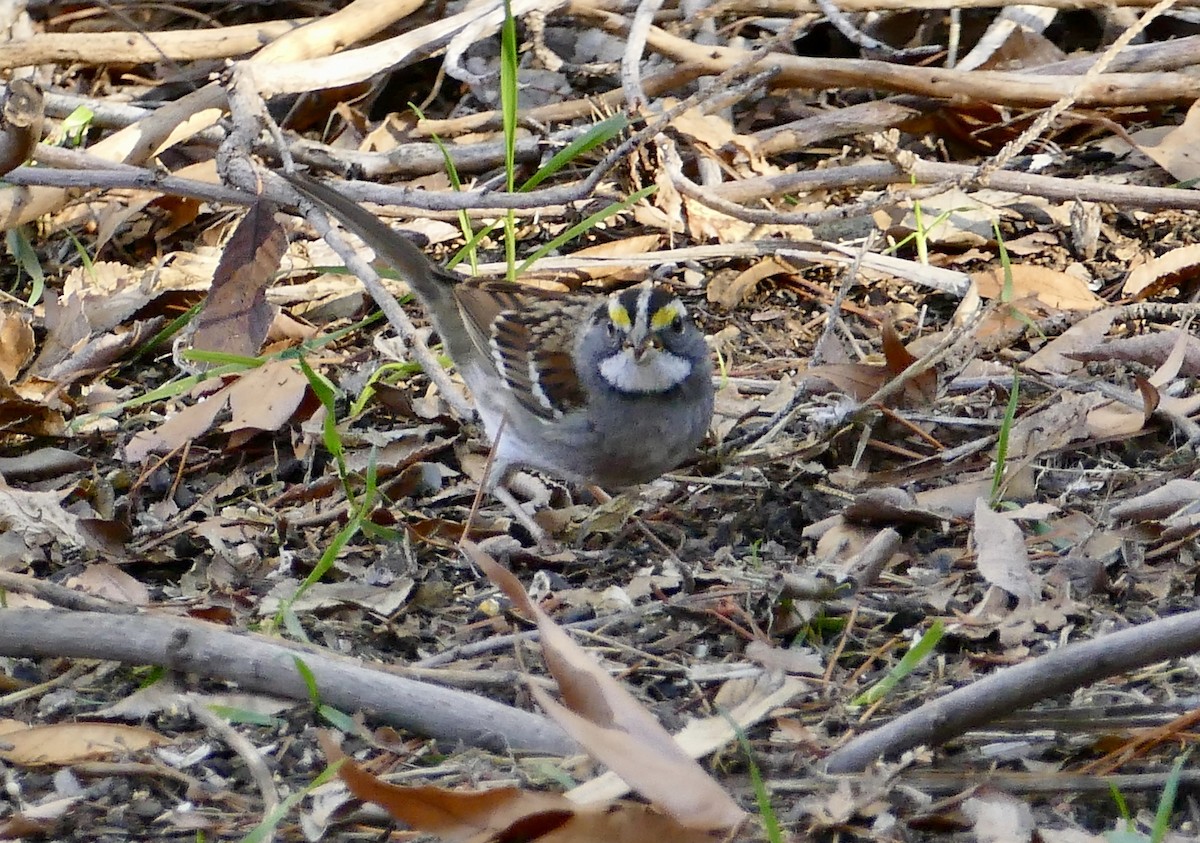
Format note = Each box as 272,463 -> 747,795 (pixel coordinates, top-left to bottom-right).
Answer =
627,332 -> 660,362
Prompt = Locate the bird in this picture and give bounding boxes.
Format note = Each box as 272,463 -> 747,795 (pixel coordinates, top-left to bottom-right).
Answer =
281,171 -> 714,504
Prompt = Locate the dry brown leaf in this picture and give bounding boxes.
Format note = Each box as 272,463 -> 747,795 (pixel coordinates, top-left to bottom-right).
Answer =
1023,308 -> 1118,375
321,735 -> 721,843
916,479 -> 994,518
0,719 -> 167,765
65,563 -> 150,606
1133,97 -> 1200,185
801,363 -> 889,401
221,358 -> 311,433
669,105 -> 737,149
125,360 -> 312,462
122,387 -> 228,463
0,373 -> 64,436
188,200 -> 285,362
0,309 -> 34,381
1122,242 -> 1200,299
0,487 -> 102,552
706,256 -> 793,309
972,499 -> 1040,603
464,542 -> 746,833
971,265 -> 1104,311
682,195 -> 754,244
571,234 -> 661,258
880,318 -> 938,404
842,488 -> 942,526
1085,400 -> 1149,439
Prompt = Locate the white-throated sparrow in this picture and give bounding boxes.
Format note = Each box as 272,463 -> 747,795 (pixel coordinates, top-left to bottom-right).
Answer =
283,172 -> 714,491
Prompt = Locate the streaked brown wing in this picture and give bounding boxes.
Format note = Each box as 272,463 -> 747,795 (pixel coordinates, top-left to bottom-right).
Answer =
454,281 -> 587,421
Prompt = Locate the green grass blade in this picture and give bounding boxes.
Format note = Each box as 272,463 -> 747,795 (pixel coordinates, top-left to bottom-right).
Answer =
853,620 -> 944,706
520,114 -> 628,192
411,101 -> 480,272
6,227 -> 44,306
238,759 -> 344,843
1151,750 -> 1189,842
293,655 -> 321,707
990,370 -> 1020,506
516,185 -> 656,276
500,0 -> 519,282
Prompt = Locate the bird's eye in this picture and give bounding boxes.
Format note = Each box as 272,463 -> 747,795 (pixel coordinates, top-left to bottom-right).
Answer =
606,320 -> 619,337
670,315 -> 685,333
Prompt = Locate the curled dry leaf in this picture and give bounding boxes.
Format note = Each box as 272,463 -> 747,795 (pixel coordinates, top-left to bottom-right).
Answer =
880,318 -> 938,404
706,255 -> 794,309
462,541 -> 747,833
0,79 -> 44,176
1123,242 -> 1200,299
0,309 -> 34,381
320,733 -> 723,843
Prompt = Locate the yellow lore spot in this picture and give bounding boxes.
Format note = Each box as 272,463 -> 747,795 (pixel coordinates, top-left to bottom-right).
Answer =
650,300 -> 686,330
608,300 -> 632,329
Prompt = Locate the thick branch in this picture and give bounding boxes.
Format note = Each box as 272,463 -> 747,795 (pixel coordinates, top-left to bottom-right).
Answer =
825,609 -> 1200,772
0,609 -> 576,757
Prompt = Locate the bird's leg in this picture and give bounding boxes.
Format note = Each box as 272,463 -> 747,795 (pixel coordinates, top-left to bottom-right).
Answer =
463,417 -> 549,545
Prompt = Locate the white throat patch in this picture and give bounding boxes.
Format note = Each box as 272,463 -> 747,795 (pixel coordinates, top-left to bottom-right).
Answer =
599,349 -> 691,393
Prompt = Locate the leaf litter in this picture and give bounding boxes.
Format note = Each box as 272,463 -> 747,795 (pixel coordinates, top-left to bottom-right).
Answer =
2,2 -> 1200,842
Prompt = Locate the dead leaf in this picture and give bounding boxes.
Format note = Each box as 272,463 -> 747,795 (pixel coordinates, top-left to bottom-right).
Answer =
971,265 -> 1104,311
187,200 -> 285,363
65,563 -> 149,606
0,79 -> 43,176
1134,97 -> 1200,185
0,372 -> 64,436
706,256 -> 793,309
0,309 -> 34,381
321,735 -> 722,843
463,542 -> 747,833
0,487 -> 105,553
1023,308 -> 1119,375
802,363 -> 889,401
880,318 -> 938,404
122,386 -> 229,463
972,499 -> 1040,603
0,719 -> 167,765
221,358 -> 311,433
124,360 -> 312,462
